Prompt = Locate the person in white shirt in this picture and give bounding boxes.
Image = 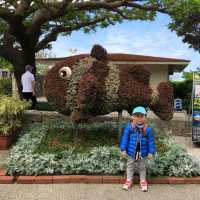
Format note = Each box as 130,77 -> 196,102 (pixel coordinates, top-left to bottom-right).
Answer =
21,65 -> 36,109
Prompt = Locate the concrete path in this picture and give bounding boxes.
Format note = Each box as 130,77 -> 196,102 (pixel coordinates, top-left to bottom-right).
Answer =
0,184 -> 200,200
104,110 -> 191,121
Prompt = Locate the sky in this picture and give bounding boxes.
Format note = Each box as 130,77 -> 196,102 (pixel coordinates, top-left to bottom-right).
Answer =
49,13 -> 200,81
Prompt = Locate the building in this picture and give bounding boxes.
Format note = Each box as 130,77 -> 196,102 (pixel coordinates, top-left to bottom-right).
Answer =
36,53 -> 190,88
0,68 -> 12,78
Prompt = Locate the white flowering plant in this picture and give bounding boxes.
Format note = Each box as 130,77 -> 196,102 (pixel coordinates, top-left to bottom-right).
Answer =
6,120 -> 200,177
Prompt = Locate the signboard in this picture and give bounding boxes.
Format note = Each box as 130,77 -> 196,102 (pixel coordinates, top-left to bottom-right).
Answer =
174,98 -> 182,110
192,72 -> 200,142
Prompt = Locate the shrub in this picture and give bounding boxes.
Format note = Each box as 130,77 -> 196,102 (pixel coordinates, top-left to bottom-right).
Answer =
171,79 -> 192,112
0,78 -> 12,96
7,122 -> 123,175
0,96 -> 29,135
146,139 -> 200,177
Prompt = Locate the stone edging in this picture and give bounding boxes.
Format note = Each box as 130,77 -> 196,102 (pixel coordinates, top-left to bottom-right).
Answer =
1,169 -> 200,184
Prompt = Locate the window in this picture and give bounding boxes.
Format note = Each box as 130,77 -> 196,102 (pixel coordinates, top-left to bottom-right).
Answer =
2,71 -> 8,78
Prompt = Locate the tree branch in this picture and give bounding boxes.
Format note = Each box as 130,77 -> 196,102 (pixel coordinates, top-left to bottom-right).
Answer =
15,0 -> 32,16
123,1 -> 171,14
75,0 -> 170,14
0,6 -> 13,21
74,0 -> 126,10
35,15 -> 106,52
29,1 -> 126,38
1,0 -> 173,55
0,33 -> 23,66
29,1 -> 156,42
29,1 -> 70,36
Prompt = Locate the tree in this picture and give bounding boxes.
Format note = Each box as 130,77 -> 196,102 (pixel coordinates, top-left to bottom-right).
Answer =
0,57 -> 13,96
171,71 -> 193,113
0,0 -> 172,95
168,0 -> 200,53
0,57 -> 13,71
36,49 -> 56,59
36,49 -> 55,75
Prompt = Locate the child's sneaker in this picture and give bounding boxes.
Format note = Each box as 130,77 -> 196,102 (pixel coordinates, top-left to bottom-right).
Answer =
140,180 -> 148,192
122,180 -> 132,190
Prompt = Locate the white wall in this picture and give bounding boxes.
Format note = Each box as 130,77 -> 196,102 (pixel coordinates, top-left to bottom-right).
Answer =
36,59 -> 170,89
148,64 -> 169,89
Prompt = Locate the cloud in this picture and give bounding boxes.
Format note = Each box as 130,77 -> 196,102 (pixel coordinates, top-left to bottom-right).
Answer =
102,26 -> 190,59
51,36 -> 90,57
50,20 -> 200,73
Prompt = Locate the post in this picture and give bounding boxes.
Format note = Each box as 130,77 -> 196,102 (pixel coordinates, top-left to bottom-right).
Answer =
12,74 -> 19,98
73,122 -> 80,143
117,110 -> 123,142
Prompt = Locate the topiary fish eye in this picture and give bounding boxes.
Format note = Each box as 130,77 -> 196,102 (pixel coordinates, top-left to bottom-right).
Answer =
59,66 -> 72,79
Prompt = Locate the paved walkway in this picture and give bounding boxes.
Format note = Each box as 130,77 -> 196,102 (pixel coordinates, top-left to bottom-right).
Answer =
104,110 -> 191,121
173,136 -> 200,160
0,184 -> 200,200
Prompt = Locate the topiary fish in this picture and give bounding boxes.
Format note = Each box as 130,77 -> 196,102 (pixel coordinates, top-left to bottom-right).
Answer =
44,45 -> 174,122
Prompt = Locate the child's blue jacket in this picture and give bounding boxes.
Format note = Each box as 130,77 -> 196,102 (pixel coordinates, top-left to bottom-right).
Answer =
120,122 -> 156,158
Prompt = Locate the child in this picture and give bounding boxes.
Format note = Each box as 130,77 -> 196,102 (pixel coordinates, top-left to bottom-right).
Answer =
120,106 -> 156,192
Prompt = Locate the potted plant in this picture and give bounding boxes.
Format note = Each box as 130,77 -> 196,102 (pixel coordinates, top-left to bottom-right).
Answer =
0,95 -> 28,149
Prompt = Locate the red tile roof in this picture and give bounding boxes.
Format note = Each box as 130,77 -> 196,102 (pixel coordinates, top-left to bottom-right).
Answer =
37,53 -> 190,64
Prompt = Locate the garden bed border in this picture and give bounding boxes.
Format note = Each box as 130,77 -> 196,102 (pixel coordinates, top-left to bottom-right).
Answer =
1,168 -> 200,184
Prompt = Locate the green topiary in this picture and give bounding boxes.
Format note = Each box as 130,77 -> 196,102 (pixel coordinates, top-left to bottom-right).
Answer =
44,45 -> 174,122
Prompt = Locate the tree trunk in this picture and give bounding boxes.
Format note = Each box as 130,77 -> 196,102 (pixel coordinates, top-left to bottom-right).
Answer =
23,50 -> 36,75
73,122 -> 82,144
13,50 -> 36,97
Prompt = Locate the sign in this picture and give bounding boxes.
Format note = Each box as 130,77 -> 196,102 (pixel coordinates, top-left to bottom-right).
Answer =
174,98 -> 182,110
195,85 -> 200,97
192,72 -> 200,142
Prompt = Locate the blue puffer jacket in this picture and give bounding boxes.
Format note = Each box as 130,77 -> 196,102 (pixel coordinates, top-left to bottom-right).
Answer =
120,122 -> 156,158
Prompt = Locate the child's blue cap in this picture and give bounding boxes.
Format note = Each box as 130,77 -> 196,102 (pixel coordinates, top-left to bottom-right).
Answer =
132,106 -> 147,115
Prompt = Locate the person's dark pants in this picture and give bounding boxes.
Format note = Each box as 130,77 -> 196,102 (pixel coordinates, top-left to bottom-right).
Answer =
22,92 -> 37,109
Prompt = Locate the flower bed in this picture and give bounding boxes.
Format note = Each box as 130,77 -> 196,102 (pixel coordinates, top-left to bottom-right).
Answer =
6,121 -> 200,177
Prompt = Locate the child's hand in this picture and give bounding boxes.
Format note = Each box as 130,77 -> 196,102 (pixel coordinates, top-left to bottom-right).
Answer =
121,151 -> 127,159
147,153 -> 153,160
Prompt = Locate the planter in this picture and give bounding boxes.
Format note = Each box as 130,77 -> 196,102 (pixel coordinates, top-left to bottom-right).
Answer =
0,128 -> 21,150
